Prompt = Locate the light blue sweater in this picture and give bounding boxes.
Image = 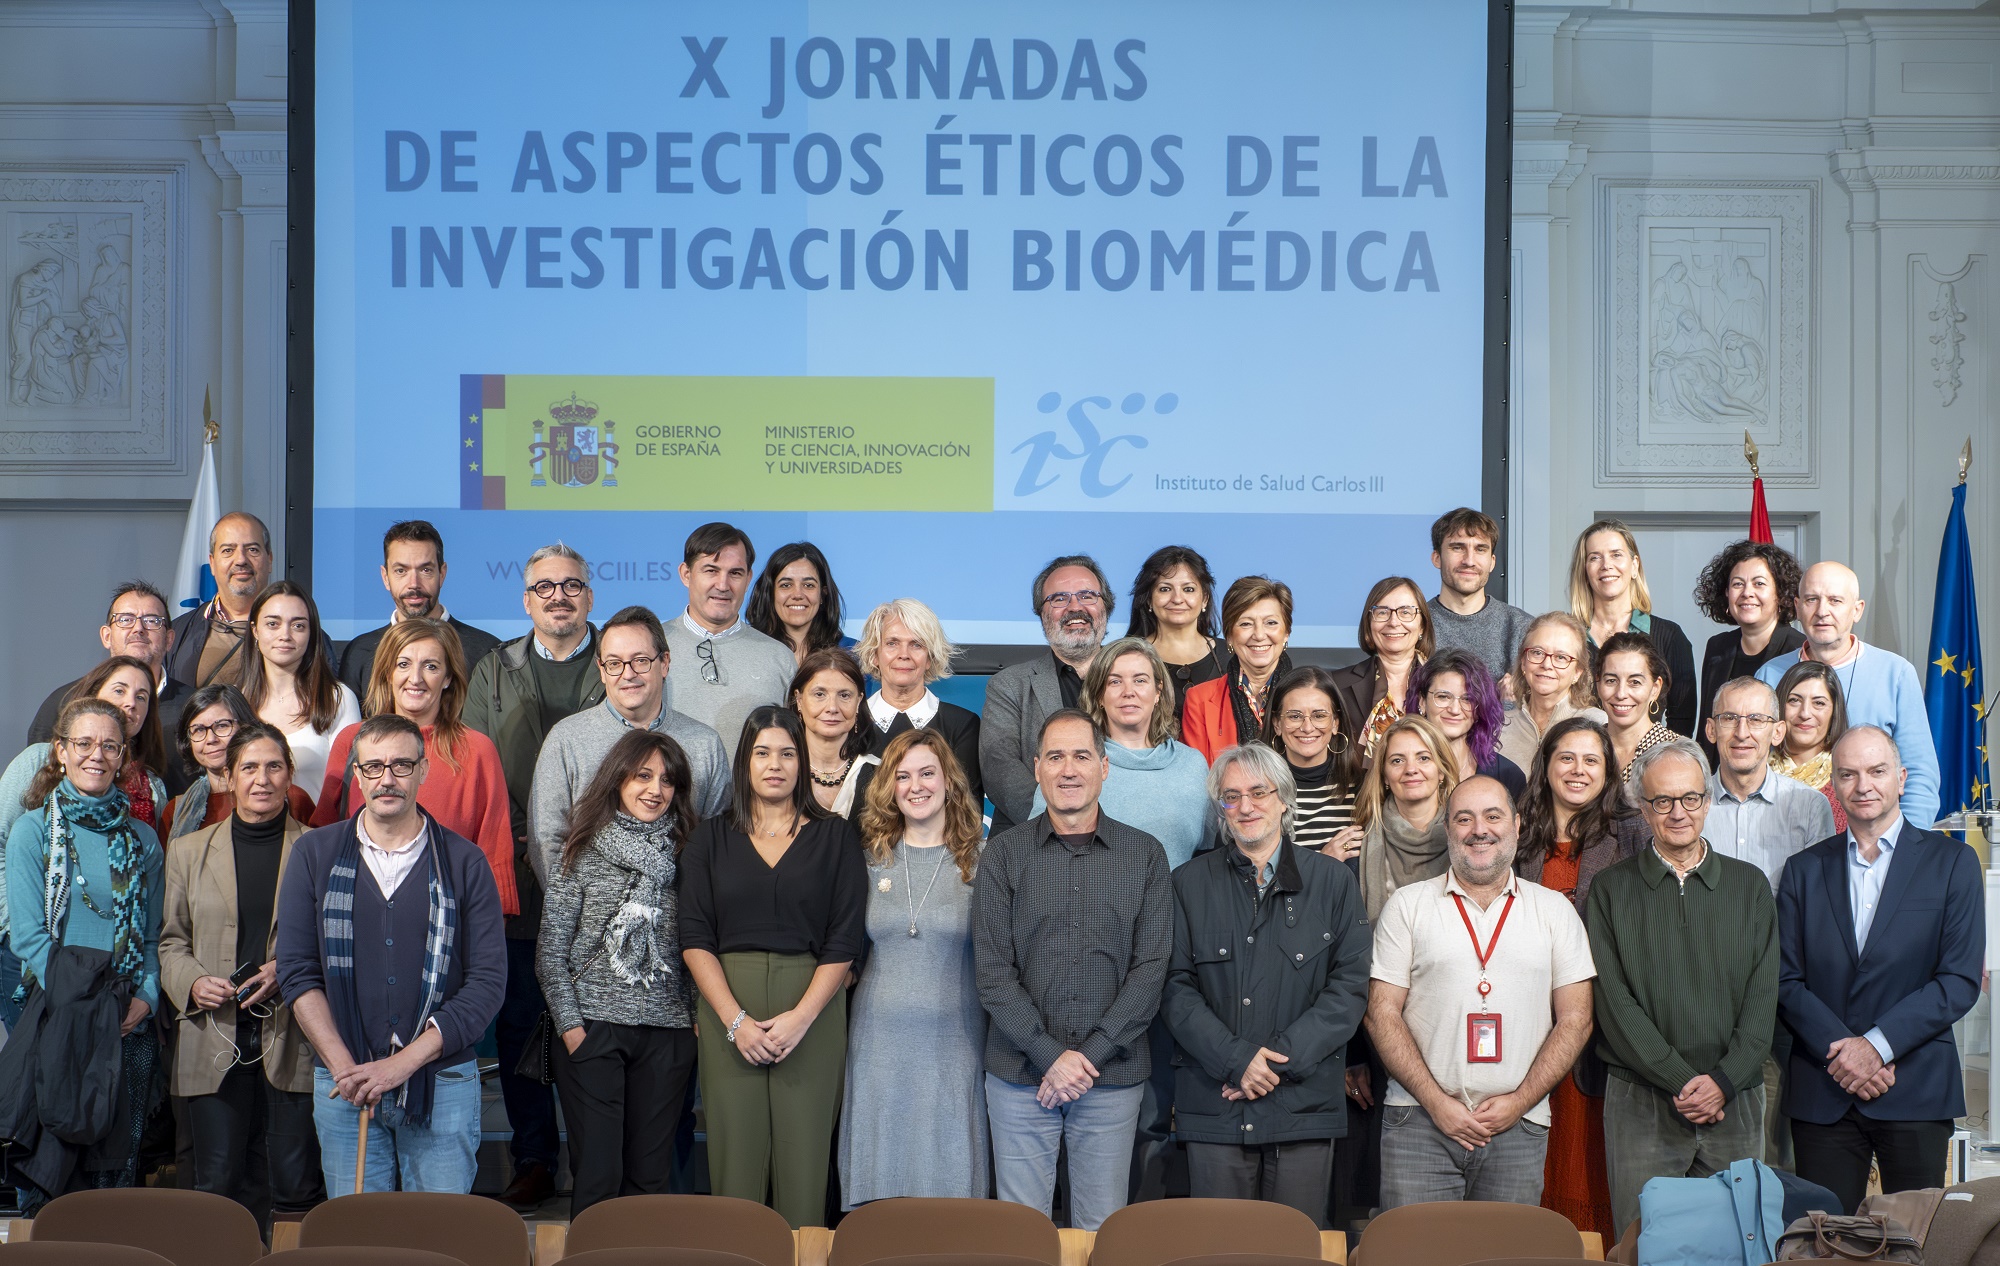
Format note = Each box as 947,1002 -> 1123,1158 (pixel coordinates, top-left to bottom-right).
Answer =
6,792 -> 165,1011
0,744 -> 165,937
1032,737 -> 1213,869
1757,641 -> 1941,829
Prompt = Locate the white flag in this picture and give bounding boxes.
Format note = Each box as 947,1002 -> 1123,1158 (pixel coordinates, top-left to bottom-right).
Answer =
172,440 -> 221,611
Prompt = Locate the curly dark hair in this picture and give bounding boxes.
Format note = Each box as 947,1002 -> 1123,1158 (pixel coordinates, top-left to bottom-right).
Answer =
1693,539 -> 1801,626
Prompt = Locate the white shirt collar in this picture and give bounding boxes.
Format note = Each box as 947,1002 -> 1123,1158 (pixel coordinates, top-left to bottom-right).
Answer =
1712,768 -> 1776,805
1443,867 -> 1520,903
533,631 -> 592,662
868,689 -> 941,732
1849,814 -> 1904,861
355,814 -> 429,897
681,609 -> 746,640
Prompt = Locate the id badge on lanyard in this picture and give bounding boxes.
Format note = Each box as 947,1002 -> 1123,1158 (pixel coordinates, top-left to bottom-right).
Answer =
1452,890 -> 1514,1065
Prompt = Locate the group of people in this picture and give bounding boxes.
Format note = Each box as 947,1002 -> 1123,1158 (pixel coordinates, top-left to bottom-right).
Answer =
0,505 -> 1975,1245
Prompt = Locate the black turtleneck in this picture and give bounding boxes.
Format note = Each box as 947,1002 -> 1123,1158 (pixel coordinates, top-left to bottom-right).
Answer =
232,811 -> 285,970
1289,751 -> 1336,790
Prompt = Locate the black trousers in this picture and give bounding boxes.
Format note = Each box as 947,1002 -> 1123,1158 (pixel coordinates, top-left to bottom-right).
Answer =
184,1034 -> 325,1230
498,936 -> 560,1169
1188,1138 -> 1334,1229
1791,1107 -> 1953,1215
552,1021 -> 697,1219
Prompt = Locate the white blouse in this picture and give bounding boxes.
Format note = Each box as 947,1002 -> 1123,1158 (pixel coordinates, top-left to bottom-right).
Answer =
285,683 -> 362,810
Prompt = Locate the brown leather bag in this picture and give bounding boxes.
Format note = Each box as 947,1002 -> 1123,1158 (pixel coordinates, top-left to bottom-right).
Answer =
1776,1191 -> 1944,1263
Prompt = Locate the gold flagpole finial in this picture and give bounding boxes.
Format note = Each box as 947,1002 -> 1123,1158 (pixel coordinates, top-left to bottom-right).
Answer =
1960,438 -> 1972,486
1743,431 -> 1761,480
202,386 -> 219,445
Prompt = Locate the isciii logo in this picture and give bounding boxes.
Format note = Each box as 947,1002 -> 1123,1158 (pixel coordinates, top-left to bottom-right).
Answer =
1012,391 -> 1178,498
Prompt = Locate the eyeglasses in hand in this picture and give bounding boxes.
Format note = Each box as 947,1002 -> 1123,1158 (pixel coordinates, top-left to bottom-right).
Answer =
355,758 -> 421,779
1642,791 -> 1708,815
527,578 -> 589,599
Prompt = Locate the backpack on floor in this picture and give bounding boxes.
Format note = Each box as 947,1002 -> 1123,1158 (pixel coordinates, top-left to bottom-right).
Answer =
1636,1158 -> 1789,1266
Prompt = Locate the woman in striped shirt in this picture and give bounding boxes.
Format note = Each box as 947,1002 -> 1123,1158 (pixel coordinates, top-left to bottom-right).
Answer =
1259,665 -> 1364,865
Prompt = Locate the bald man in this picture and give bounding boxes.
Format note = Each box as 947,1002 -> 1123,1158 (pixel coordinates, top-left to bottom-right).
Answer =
1755,562 -> 1939,829
165,511 -> 333,691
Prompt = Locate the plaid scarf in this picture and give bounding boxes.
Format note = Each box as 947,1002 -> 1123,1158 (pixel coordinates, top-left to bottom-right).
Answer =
19,780 -> 150,1000
320,810 -> 459,1127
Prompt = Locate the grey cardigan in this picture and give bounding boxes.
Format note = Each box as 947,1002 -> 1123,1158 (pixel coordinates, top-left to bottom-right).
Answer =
536,837 -> 695,1033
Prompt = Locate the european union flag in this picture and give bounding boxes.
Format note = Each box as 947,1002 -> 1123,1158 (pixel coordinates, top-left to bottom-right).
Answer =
1925,481 -> 1990,817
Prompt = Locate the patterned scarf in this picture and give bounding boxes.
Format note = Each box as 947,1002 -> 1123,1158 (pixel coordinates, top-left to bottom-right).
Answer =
24,780 -> 149,995
590,812 -> 680,987
320,811 -> 459,1127
1226,651 -> 1292,748
168,774 -> 212,841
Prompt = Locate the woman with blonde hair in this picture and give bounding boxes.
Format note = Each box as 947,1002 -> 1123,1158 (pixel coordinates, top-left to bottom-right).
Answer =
1496,612 -> 1605,770
1354,713 -> 1460,923
1034,637 -> 1209,868
854,598 -> 983,805
1567,519 -> 1696,735
309,618 -> 518,915
839,727 -> 987,1207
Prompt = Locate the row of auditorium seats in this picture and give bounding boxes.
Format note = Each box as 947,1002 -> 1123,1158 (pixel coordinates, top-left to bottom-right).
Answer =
0,1191 -> 1612,1266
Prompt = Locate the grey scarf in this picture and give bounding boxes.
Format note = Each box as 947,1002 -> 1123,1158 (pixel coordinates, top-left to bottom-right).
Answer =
591,813 -> 680,987
1360,799 -> 1450,922
169,775 -> 211,841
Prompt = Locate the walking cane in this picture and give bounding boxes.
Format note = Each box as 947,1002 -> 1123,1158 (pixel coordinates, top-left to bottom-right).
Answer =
353,1103 -> 371,1193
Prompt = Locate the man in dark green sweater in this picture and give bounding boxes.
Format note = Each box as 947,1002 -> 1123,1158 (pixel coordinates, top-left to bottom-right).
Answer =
1584,738 -> 1778,1231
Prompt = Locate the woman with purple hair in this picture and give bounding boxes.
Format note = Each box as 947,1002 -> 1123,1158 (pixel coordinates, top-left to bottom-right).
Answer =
1404,648 -> 1526,803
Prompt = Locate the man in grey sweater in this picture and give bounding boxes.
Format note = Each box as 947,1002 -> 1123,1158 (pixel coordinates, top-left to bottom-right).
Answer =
528,605 -> 729,886
662,522 -> 797,763
1427,508 -> 1533,695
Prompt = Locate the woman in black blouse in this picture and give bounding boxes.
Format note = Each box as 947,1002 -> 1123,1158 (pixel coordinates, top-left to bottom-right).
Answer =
679,704 -> 867,1228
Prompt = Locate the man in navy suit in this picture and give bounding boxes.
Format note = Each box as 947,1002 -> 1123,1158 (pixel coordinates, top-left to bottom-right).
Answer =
1776,725 -> 1984,1213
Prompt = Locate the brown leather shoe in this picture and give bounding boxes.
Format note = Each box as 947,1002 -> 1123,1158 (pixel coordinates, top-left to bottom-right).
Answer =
500,1160 -> 555,1210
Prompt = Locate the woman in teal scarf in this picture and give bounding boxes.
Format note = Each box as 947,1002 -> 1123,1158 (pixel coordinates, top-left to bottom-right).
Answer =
5,696 -> 165,1205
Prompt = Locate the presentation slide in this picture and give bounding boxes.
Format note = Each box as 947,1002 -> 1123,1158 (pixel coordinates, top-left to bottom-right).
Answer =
311,0 -> 1495,646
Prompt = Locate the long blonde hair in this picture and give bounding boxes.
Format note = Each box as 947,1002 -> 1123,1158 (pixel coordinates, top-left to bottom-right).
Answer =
1083,637 -> 1178,748
1354,713 -> 1459,831
859,729 -> 982,883
363,618 -> 471,772
1568,519 -> 1654,623
1509,611 -> 1596,709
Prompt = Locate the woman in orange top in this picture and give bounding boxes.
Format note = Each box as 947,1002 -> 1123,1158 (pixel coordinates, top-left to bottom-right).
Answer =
310,619 -> 518,916
1515,716 -> 1649,1244
1180,575 -> 1293,762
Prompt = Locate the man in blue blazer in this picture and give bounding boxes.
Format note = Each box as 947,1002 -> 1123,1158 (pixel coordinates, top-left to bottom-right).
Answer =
1776,725 -> 1984,1214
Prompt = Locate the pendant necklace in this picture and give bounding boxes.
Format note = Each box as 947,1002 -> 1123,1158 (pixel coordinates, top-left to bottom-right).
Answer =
901,841 -> 950,938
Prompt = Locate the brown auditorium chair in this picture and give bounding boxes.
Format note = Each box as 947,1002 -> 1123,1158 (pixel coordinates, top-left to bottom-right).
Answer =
1465,1260 -> 1607,1266
299,1194 -> 529,1266
1090,1200 -> 1320,1266
28,1189 -> 264,1266
866,1255 -> 1057,1266
266,1251 -> 470,1266
827,1198 -> 1062,1266
1352,1203 -> 1583,1266
560,1252 -> 769,1266
0,1245 -> 177,1266
1160,1255 -> 1324,1266
564,1195 -> 796,1266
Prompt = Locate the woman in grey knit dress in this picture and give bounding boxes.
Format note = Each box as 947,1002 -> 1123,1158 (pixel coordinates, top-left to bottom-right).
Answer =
537,728 -> 699,1218
838,728 -> 988,1208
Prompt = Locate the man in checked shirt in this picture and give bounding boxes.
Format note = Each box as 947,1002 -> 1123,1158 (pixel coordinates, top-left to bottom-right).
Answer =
974,708 -> 1173,1230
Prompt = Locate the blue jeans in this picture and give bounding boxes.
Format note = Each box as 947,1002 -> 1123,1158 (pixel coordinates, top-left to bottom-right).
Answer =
985,1073 -> 1144,1231
312,1061 -> 482,1195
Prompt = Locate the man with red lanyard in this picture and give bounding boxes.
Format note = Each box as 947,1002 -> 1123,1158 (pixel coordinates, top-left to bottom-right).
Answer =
1367,776 -> 1597,1208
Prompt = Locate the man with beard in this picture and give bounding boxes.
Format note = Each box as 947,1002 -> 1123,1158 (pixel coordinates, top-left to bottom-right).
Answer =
460,541 -> 604,1208
336,520 -> 499,695
1367,776 -> 1596,1208
979,555 -> 1114,834
167,513 -> 332,691
276,714 -> 505,1194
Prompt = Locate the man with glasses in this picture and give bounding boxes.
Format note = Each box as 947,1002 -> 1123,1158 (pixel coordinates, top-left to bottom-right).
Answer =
1777,727 -> 1982,1214
661,522 -> 795,763
28,581 -> 192,783
529,604 -> 729,888
1162,743 -> 1370,1223
1755,561 -> 1940,829
1368,776 -> 1595,1209
975,709 -> 1171,1230
1702,676 -> 1835,1167
980,555 -> 1115,834
1426,509 -> 1532,696
1585,739 -> 1779,1231
337,520 -> 500,695
462,541 -> 607,1208
277,713 -> 507,1194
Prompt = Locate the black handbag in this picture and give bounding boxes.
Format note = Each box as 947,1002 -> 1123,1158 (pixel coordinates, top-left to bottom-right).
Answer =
511,917 -> 616,1086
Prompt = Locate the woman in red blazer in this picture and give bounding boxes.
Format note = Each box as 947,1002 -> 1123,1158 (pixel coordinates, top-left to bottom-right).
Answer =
1181,575 -> 1294,762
